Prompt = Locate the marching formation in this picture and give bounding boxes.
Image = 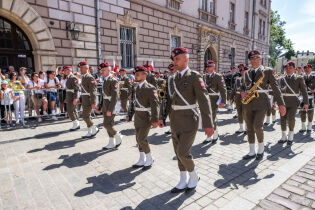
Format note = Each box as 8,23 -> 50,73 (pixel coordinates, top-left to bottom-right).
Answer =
47,48 -> 315,194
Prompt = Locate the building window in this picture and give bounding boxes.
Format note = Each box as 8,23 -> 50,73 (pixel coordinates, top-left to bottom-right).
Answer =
259,19 -> 262,34
260,0 -> 267,7
200,0 -> 207,11
171,36 -> 181,51
230,47 -> 235,68
209,0 -> 215,14
245,51 -> 248,66
120,26 -> 135,68
262,20 -> 266,35
168,0 -> 182,10
244,11 -> 249,29
229,3 -> 235,23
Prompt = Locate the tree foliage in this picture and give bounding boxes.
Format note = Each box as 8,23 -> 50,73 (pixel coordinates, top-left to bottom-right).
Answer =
308,57 -> 315,71
269,10 -> 295,67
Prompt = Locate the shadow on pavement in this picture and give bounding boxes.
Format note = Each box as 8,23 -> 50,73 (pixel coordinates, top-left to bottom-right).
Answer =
121,128 -> 135,136
28,137 -> 89,153
191,142 -> 214,159
214,159 -> 274,190
219,133 -> 247,146
43,149 -> 115,170
75,167 -> 143,197
149,133 -> 171,145
127,190 -> 196,210
19,130 -> 71,141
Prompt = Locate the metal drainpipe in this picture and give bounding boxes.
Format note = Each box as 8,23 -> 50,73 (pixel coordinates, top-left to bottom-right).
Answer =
251,0 -> 256,50
95,0 -> 102,65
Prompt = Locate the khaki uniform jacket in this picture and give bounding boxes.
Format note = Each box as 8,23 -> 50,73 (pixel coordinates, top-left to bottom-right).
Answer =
130,81 -> 159,127
159,75 -> 175,120
204,72 -> 227,104
279,75 -> 309,108
102,76 -> 118,113
120,75 -> 131,99
147,72 -> 157,88
304,74 -> 315,93
168,69 -> 213,131
65,74 -> 79,102
81,73 -> 97,106
230,76 -> 244,102
242,65 -> 285,108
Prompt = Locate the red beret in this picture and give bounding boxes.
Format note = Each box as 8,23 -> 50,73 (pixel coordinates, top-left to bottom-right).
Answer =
168,63 -> 174,70
170,47 -> 189,60
205,60 -> 215,67
248,50 -> 261,59
143,64 -> 154,71
134,66 -> 148,73
119,68 -> 126,72
154,71 -> 160,75
78,61 -> 88,67
305,64 -> 313,69
244,66 -> 250,70
238,64 -> 245,68
63,66 -> 72,70
285,61 -> 295,68
98,62 -> 110,70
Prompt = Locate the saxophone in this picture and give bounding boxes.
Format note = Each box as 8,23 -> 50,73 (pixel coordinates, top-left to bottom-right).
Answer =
242,73 -> 265,104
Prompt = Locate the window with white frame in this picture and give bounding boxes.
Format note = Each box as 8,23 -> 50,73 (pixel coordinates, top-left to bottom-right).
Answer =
169,0 -> 182,10
120,26 -> 135,68
262,20 -> 266,35
200,0 -> 207,11
244,11 -> 249,29
209,0 -> 215,14
171,36 -> 181,51
259,19 -> 262,34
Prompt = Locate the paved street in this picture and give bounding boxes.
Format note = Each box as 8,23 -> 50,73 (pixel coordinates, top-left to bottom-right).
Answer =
0,109 -> 315,210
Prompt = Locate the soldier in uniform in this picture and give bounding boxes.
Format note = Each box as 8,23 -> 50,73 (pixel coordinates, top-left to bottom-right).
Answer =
296,66 -> 304,76
156,72 -> 165,89
78,61 -> 99,138
159,48 -> 214,193
241,50 -> 286,160
126,66 -> 159,170
264,70 -> 279,125
203,60 -> 226,143
119,68 -> 131,113
99,62 -> 123,150
278,61 -> 308,145
299,64 -> 315,133
159,63 -> 177,135
144,64 -> 157,88
64,66 -> 80,131
231,66 -> 249,134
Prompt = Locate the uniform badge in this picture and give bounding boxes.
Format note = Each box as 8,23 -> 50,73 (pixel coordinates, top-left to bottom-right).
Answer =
154,92 -> 158,98
200,82 -> 205,88
114,84 -> 118,89
184,82 -> 189,87
75,80 -> 78,83
221,79 -> 225,83
91,80 -> 95,84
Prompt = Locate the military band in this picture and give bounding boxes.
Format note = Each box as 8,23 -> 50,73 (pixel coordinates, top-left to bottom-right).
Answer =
64,48 -> 314,194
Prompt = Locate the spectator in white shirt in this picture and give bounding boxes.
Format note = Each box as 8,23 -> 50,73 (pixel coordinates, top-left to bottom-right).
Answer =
44,71 -> 60,120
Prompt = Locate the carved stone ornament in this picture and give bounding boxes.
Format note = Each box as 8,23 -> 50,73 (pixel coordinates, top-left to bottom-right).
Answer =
120,11 -> 134,27
170,25 -> 181,36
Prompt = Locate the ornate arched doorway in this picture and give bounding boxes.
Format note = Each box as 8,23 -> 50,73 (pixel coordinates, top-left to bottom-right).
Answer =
204,48 -> 212,70
0,17 -> 34,73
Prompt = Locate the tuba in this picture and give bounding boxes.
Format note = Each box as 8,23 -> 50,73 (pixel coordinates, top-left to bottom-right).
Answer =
158,82 -> 166,99
242,73 -> 265,104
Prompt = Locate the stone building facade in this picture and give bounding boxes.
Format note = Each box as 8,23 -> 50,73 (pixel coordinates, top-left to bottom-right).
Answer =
0,0 -> 271,73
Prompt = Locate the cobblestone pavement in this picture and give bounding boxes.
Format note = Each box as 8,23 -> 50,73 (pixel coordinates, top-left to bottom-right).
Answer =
0,109 -> 315,210
254,157 -> 315,210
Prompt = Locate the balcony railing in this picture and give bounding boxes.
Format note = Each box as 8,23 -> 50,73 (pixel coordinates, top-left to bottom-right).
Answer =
198,9 -> 217,24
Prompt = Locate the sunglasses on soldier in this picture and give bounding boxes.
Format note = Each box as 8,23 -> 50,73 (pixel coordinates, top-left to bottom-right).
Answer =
249,56 -> 260,60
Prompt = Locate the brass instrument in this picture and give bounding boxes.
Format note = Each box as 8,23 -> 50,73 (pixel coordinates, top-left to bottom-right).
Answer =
158,83 -> 166,99
242,73 -> 265,104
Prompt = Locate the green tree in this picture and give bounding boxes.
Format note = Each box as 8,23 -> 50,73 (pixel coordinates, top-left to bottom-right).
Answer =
269,10 -> 295,67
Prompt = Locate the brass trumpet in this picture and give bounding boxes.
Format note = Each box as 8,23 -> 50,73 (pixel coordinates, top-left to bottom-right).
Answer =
158,83 -> 166,99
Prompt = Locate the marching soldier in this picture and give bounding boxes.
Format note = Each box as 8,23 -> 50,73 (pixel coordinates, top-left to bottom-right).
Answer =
156,72 -> 165,89
119,68 -> 131,113
278,61 -> 308,145
299,64 -> 315,133
203,60 -> 226,143
160,63 -> 177,135
159,48 -> 214,193
126,66 -> 159,170
144,64 -> 157,88
78,61 -> 99,138
241,50 -> 286,160
64,66 -> 80,131
231,66 -> 249,134
99,62 -> 123,150
296,66 -> 304,76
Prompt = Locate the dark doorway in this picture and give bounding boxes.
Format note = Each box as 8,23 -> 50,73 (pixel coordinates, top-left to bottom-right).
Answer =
0,16 -> 34,74
204,47 -> 213,70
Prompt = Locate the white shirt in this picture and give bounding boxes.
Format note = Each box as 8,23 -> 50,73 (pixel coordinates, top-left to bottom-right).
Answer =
254,66 -> 261,73
179,67 -> 189,77
61,79 -> 67,89
1,88 -> 13,105
44,77 -> 59,92
138,80 -> 146,88
27,80 -> 44,94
